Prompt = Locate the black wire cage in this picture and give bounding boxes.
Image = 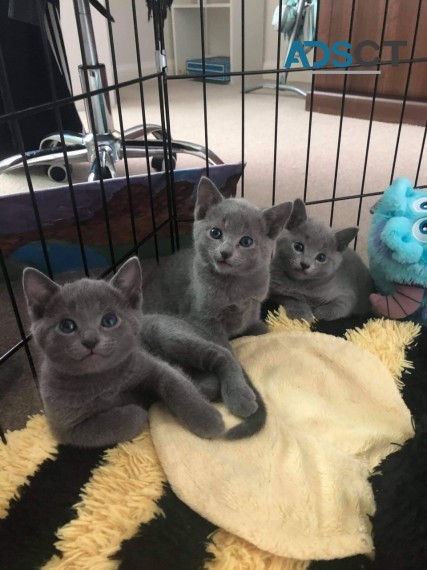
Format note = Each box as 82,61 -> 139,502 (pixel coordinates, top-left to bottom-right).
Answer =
0,0 -> 426,442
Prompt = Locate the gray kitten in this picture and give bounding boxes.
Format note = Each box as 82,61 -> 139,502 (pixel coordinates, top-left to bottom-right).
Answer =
22,257 -> 225,447
142,177 -> 292,426
142,177 -> 293,338
269,199 -> 374,322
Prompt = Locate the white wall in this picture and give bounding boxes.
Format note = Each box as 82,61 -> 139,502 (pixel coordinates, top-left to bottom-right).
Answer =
61,0 -> 114,109
108,0 -> 159,82
263,0 -> 313,83
61,0 -> 312,110
61,0 -> 171,111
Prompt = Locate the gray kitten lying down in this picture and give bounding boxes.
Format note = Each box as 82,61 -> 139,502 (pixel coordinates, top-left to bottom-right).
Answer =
141,177 -> 293,437
269,199 -> 374,322
22,258 -> 237,447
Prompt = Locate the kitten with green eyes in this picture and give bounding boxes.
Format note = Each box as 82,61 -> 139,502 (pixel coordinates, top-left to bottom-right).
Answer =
142,176 -> 292,431
269,199 -> 374,322
22,258 -> 226,447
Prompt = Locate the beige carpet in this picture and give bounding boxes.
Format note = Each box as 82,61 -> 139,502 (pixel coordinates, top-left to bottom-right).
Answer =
1,79 -> 426,259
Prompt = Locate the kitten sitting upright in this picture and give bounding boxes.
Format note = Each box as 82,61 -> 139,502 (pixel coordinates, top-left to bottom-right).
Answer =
141,176 -> 292,426
143,176 -> 293,339
269,199 -> 374,322
22,257 -> 225,447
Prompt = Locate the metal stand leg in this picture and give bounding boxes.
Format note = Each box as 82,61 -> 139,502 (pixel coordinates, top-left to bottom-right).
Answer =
0,0 -> 223,183
244,81 -> 307,97
244,0 -> 308,98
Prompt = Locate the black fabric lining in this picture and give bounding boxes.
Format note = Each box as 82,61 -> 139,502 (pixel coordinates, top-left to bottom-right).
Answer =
262,299 -> 372,339
0,444 -> 107,570
114,482 -> 217,570
369,429 -> 427,570
309,555 -> 374,569
311,315 -> 370,338
401,327 -> 427,425
368,327 -> 427,570
261,298 -> 283,321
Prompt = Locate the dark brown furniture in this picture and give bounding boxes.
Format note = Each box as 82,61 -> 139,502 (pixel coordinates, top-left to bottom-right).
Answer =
306,0 -> 427,126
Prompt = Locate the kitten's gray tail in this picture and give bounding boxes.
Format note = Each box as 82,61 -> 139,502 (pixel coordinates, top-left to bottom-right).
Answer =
223,373 -> 267,440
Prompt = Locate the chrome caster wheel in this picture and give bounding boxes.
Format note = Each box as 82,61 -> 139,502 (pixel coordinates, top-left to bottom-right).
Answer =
46,164 -> 71,183
151,154 -> 177,172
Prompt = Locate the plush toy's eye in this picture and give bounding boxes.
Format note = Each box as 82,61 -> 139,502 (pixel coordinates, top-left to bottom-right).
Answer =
293,242 -> 304,252
412,197 -> 427,213
59,319 -> 77,333
210,228 -> 222,239
316,253 -> 327,262
412,218 -> 427,243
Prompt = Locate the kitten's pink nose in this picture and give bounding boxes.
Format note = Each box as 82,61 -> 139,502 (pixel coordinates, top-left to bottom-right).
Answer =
300,262 -> 310,270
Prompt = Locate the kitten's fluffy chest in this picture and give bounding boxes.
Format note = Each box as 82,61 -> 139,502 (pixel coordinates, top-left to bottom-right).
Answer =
271,269 -> 337,307
193,265 -> 266,308
193,267 -> 267,336
40,352 -> 143,418
220,297 -> 260,335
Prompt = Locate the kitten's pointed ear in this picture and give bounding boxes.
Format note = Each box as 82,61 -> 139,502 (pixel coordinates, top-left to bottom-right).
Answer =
110,257 -> 142,309
286,199 -> 307,230
261,201 -> 293,239
22,268 -> 60,320
335,227 -> 359,252
194,176 -> 224,220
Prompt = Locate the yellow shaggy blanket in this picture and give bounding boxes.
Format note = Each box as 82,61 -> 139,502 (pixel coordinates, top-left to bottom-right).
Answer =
0,313 -> 419,569
150,313 -> 417,561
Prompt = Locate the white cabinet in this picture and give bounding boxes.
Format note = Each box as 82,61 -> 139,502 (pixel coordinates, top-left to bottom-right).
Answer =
171,0 -> 265,84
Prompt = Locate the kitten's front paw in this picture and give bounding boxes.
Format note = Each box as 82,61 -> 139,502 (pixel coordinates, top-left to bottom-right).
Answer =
223,384 -> 258,418
243,321 -> 269,336
197,375 -> 221,401
286,306 -> 314,323
279,300 -> 314,323
188,407 -> 225,439
313,305 -> 346,321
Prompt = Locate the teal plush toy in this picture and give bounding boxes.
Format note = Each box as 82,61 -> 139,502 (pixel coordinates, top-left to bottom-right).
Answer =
368,177 -> 427,327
